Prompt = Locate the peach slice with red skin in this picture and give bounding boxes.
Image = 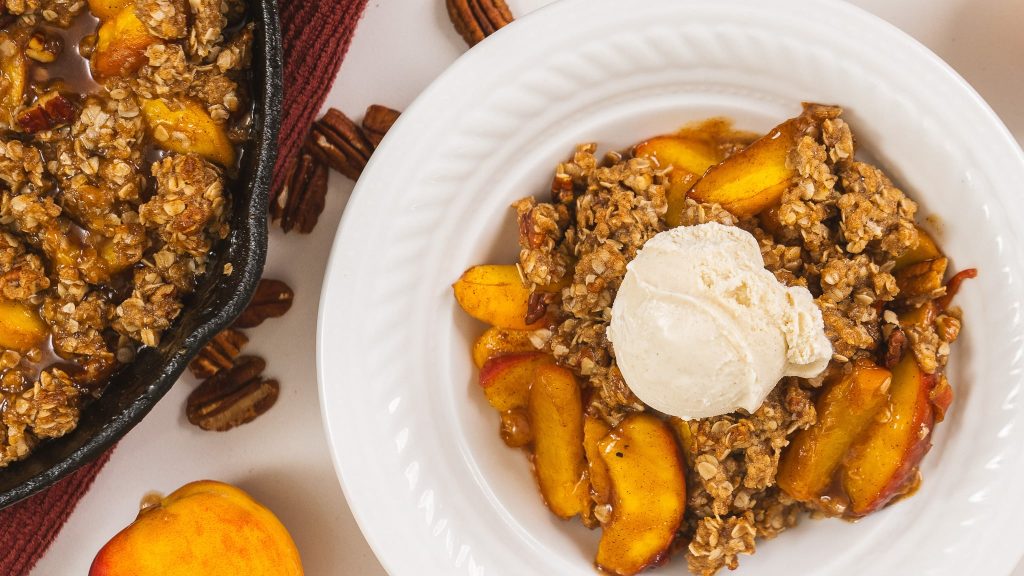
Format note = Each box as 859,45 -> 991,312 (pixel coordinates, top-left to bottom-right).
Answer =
478,351 -> 553,412
453,264 -> 544,330
839,354 -> 936,517
777,360 -> 892,502
472,326 -> 535,368
528,364 -> 589,520
596,413 -> 687,576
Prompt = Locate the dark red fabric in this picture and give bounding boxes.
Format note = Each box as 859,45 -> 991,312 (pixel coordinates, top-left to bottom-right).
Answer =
272,0 -> 371,195
0,2 -> 368,574
0,450 -> 113,575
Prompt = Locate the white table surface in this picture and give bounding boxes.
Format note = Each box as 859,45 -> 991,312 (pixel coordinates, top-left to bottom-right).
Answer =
32,0 -> 1024,574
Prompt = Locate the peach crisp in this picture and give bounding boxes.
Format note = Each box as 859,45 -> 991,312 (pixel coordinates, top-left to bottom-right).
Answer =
453,104 -> 972,575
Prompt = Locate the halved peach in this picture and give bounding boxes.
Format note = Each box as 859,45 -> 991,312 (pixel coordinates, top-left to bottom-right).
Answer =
840,354 -> 935,517
528,364 -> 588,519
596,413 -> 686,576
893,226 -> 942,271
453,264 -> 543,330
894,257 -> 948,300
688,112 -> 813,219
478,351 -> 553,412
583,415 -> 612,507
0,299 -> 48,353
777,360 -> 892,502
140,98 -> 236,167
472,327 -> 536,368
91,8 -> 160,79
634,136 -> 722,228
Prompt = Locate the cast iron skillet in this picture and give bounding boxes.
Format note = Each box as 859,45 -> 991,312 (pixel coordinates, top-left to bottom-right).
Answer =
0,0 -> 283,509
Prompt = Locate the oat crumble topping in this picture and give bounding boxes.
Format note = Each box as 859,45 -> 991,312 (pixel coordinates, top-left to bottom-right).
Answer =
0,0 -> 252,467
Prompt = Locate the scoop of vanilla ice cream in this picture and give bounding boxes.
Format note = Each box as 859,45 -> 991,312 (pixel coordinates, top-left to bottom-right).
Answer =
606,222 -> 832,420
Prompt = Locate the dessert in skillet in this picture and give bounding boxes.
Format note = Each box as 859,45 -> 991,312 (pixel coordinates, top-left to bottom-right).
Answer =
453,104 -> 973,575
0,0 -> 253,467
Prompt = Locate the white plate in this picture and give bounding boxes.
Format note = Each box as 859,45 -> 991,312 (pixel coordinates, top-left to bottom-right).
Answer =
317,0 -> 1024,573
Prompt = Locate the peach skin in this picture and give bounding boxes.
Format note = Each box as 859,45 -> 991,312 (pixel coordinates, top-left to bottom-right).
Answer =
840,355 -> 936,517
777,360 -> 892,502
90,480 -> 303,576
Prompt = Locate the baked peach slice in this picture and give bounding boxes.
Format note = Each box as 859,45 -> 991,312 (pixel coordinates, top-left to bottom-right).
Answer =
893,257 -> 948,300
689,112 -> 816,219
0,299 -> 48,353
893,226 -> 942,271
528,364 -> 589,519
634,136 -> 722,228
91,8 -> 160,79
0,32 -> 27,126
839,354 -> 936,517
453,264 -> 544,330
596,413 -> 686,576
777,360 -> 892,502
88,0 -> 132,20
478,351 -> 552,412
472,326 -> 536,368
140,98 -> 236,167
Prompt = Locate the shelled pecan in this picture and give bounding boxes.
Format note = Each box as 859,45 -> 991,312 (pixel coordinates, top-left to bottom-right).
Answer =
187,356 -> 279,432
361,104 -> 400,147
16,91 -> 79,133
271,148 -> 329,234
188,328 -> 249,379
234,278 -> 295,328
446,0 -> 514,47
308,108 -> 374,181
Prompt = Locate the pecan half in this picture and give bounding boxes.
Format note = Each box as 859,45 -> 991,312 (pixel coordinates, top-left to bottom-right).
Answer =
308,108 -> 374,181
234,278 -> 294,328
187,356 -> 279,431
362,104 -> 400,147
188,328 -> 248,379
446,0 -> 514,47
272,147 -> 329,234
883,326 -> 907,369
16,91 -> 79,134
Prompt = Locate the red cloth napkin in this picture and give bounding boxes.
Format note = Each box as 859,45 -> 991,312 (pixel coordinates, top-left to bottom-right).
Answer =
0,1 -> 368,574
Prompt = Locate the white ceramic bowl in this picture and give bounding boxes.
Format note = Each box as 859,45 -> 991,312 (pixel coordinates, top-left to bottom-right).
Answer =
318,0 -> 1024,574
